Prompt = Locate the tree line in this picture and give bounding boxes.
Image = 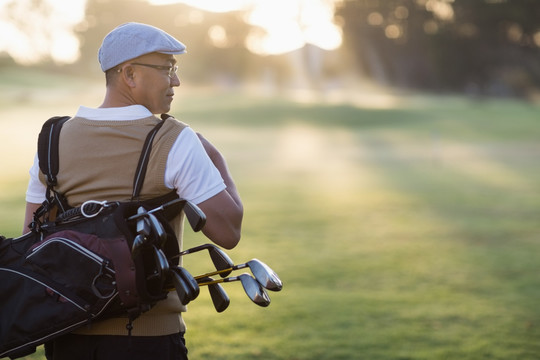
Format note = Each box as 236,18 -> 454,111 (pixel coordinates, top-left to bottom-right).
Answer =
7,0 -> 538,98
336,0 -> 540,98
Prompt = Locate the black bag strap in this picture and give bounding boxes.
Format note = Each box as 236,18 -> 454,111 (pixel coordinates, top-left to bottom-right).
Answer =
38,116 -> 71,186
36,116 -> 72,217
131,115 -> 168,200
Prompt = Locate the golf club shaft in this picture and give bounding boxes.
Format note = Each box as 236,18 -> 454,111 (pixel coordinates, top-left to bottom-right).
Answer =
127,198 -> 187,221
194,263 -> 247,280
197,276 -> 239,287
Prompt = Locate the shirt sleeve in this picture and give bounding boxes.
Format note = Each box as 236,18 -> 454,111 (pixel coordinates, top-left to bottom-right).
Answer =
26,153 -> 47,204
164,127 -> 226,204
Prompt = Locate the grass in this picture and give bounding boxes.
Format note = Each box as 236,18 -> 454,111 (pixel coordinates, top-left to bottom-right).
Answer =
1,71 -> 539,359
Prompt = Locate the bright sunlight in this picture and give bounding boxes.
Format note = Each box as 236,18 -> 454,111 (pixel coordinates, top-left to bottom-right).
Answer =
146,0 -> 343,55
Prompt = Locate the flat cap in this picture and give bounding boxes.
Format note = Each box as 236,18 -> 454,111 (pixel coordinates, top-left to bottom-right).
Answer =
98,22 -> 186,72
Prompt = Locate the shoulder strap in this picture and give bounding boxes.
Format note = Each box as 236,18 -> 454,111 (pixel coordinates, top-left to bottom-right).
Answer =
131,118 -> 167,200
37,116 -> 71,186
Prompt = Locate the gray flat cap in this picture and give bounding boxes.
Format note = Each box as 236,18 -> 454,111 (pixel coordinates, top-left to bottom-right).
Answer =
98,22 -> 186,72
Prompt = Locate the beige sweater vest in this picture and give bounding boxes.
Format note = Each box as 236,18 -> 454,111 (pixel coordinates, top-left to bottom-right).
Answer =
40,115 -> 190,336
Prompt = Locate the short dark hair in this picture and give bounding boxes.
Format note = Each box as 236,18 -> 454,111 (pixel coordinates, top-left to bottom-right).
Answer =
105,66 -> 121,86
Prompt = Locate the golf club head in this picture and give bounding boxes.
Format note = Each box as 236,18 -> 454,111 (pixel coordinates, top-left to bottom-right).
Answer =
131,234 -> 146,258
136,208 -> 151,236
248,259 -> 283,292
183,201 -> 206,232
209,283 -> 230,313
153,246 -> 170,276
171,268 -> 192,305
180,244 -> 234,277
199,277 -> 230,312
238,273 -> 271,307
147,212 -> 167,246
209,247 -> 234,277
175,266 -> 200,300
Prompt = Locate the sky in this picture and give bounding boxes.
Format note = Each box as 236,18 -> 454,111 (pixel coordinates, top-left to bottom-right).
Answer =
0,0 -> 343,65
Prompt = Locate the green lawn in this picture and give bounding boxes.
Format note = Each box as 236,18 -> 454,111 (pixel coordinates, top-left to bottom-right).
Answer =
1,73 -> 539,359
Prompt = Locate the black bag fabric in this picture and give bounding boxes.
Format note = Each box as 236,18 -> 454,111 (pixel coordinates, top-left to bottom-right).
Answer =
0,115 -> 188,359
0,200 -> 181,359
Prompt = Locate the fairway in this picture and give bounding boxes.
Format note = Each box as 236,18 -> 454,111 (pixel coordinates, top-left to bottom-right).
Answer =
1,73 -> 539,359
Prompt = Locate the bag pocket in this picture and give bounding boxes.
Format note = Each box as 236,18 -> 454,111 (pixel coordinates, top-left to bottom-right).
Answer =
25,235 -> 117,304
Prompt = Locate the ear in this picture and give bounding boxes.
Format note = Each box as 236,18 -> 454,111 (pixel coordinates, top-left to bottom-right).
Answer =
120,64 -> 137,88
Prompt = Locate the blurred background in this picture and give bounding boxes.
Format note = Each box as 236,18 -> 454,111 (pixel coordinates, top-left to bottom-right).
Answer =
1,1 -> 540,359
1,0 -> 540,98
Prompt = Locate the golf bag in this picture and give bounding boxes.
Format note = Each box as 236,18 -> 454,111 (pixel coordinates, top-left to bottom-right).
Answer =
0,115 -> 192,359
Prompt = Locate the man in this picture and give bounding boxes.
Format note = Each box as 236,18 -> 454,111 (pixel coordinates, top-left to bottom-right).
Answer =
23,22 -> 243,360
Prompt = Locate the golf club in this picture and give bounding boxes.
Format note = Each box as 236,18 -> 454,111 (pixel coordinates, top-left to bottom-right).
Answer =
183,201 -> 206,232
198,273 -> 271,307
132,207 -> 151,257
128,198 -> 206,232
136,207 -> 151,236
128,199 -> 186,221
194,259 -> 283,291
170,267 -> 193,305
147,212 -> 167,246
176,244 -> 234,277
173,266 -> 200,300
198,276 -> 230,313
131,234 -> 146,257
147,245 -> 170,281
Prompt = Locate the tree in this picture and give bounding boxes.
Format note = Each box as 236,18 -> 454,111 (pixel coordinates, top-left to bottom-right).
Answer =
336,0 -> 540,97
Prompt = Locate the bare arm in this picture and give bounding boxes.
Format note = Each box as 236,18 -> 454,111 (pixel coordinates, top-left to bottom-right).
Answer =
23,202 -> 41,235
196,133 -> 243,249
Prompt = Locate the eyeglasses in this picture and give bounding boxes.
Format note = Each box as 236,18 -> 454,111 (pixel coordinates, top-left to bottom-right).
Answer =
130,63 -> 178,78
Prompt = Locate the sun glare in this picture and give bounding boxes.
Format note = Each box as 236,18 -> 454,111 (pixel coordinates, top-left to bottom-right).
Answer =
152,0 -> 343,56
148,0 -> 251,13
246,0 -> 342,55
